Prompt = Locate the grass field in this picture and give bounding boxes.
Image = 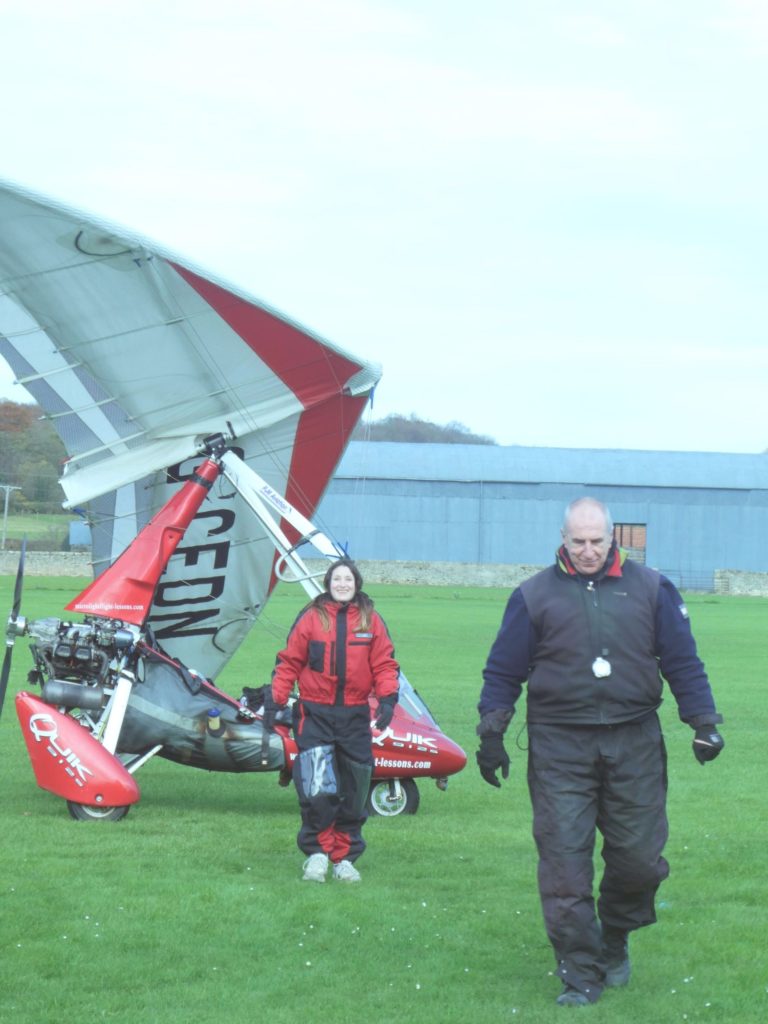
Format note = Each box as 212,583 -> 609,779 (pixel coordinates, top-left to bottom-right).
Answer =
1,513 -> 71,548
1,575 -> 766,1023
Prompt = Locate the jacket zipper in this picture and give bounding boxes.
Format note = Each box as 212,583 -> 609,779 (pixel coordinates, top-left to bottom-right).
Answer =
584,579 -> 608,724
334,606 -> 348,705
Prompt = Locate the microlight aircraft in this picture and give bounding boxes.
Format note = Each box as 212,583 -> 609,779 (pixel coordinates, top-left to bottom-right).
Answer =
0,180 -> 466,820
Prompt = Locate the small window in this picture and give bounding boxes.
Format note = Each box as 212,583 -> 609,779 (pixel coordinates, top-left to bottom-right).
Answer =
614,523 -> 646,563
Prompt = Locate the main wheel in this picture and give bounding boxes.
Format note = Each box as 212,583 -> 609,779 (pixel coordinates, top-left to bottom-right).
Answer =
367,778 -> 420,817
66,800 -> 130,822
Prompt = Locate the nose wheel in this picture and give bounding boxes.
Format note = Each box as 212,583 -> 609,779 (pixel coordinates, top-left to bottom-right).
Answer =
67,801 -> 131,822
366,778 -> 420,816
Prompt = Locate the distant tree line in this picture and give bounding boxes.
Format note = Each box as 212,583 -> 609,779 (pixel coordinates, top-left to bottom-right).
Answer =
0,401 -> 67,513
352,413 -> 497,445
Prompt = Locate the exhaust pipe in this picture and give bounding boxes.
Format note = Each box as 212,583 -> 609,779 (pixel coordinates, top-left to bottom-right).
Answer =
41,679 -> 105,711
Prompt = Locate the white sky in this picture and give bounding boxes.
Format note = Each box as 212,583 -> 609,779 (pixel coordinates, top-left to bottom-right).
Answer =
1,0 -> 767,452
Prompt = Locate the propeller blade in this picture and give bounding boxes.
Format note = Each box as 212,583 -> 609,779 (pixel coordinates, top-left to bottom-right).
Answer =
0,646 -> 12,719
1,540 -> 27,719
11,537 -> 26,620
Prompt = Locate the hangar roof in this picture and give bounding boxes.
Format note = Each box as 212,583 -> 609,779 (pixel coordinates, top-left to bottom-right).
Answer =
337,442 -> 768,490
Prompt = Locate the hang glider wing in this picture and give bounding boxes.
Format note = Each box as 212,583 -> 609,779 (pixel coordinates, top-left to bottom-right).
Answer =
0,179 -> 381,678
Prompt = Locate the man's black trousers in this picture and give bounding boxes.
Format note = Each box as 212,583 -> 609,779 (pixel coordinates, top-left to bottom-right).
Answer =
527,714 -> 670,997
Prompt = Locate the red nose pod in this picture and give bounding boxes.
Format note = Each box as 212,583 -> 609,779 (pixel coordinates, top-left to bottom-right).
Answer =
16,692 -> 140,806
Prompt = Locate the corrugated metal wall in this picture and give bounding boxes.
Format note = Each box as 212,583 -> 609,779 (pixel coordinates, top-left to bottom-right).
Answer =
314,443 -> 768,590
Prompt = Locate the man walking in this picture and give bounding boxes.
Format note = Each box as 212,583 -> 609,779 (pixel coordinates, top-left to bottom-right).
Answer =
476,497 -> 724,1007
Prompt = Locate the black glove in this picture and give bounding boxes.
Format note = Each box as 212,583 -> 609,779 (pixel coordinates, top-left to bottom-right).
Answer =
261,690 -> 280,732
693,724 -> 724,765
476,733 -> 510,788
374,694 -> 397,731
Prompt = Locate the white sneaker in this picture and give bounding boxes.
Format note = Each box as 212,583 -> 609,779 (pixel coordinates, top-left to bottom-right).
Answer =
332,859 -> 361,882
302,853 -> 329,882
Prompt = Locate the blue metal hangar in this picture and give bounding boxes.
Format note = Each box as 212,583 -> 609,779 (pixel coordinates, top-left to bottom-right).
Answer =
315,442 -> 768,590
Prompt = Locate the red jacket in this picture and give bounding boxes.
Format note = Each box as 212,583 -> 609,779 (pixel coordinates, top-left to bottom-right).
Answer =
271,599 -> 400,707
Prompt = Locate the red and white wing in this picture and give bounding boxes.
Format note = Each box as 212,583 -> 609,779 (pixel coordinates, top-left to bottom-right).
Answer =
0,179 -> 380,678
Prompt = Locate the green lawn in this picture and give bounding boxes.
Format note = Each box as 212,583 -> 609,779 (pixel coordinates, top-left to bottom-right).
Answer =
1,512 -> 72,548
0,577 -> 766,1023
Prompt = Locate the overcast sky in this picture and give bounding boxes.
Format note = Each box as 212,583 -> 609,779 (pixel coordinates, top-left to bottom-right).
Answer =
1,0 -> 766,452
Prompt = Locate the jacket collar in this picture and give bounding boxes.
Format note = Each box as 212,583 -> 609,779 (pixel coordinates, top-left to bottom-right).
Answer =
556,540 -> 625,580
317,595 -> 353,616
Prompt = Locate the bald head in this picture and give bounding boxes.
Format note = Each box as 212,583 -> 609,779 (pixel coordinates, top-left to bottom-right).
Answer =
561,498 -> 614,575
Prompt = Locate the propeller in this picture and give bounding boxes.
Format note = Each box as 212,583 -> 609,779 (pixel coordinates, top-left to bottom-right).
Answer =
0,538 -> 28,718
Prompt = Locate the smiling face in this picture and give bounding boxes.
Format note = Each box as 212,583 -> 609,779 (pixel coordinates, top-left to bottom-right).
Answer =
328,565 -> 357,603
562,501 -> 613,576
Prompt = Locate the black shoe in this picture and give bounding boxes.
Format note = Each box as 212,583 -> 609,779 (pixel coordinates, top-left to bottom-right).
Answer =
556,985 -> 592,1007
602,926 -> 631,988
604,956 -> 631,988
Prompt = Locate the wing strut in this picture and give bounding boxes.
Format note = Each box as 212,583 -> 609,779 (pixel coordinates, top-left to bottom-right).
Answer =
219,450 -> 345,601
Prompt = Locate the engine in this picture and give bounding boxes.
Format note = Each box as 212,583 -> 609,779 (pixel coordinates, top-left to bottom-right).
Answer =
27,616 -> 139,711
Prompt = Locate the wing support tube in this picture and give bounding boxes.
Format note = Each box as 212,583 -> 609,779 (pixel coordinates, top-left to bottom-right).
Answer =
219,450 -> 345,602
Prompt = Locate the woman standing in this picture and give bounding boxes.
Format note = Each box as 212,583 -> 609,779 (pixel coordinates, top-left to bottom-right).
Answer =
268,558 -> 400,882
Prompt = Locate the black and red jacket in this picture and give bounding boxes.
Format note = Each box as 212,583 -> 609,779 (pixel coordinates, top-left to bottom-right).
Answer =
271,599 -> 400,707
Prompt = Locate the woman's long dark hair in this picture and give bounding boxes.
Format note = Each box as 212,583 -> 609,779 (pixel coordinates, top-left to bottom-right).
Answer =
311,557 -> 374,630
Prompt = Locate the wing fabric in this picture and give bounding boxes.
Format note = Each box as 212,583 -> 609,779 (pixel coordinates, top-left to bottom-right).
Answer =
0,180 -> 380,677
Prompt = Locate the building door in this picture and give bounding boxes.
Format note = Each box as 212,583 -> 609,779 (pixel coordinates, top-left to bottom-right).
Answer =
614,523 -> 646,564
